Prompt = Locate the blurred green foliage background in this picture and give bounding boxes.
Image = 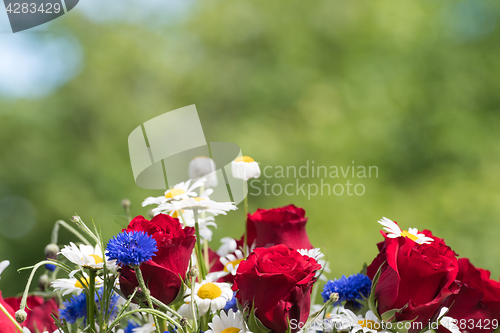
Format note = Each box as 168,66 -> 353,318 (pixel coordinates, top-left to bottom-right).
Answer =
1,0 -> 500,297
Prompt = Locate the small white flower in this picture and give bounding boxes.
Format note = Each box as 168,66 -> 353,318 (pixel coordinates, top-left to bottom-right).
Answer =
207,250 -> 245,281
0,260 -> 10,278
59,242 -> 113,270
206,309 -> 250,333
217,237 -> 238,257
142,178 -> 206,207
298,248 -> 324,261
378,217 -> 434,245
159,196 -> 237,216
178,281 -> 233,317
189,156 -> 218,188
51,273 -> 104,296
132,323 -> 156,333
297,249 -> 330,281
231,156 -> 260,181
328,308 -> 383,333
437,307 -> 461,333
165,206 -> 218,241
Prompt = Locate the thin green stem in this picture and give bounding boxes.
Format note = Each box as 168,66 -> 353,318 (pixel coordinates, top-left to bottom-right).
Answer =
243,191 -> 248,257
193,210 -> 206,280
87,269 -> 96,332
107,308 -> 183,333
134,266 -> 161,333
18,260 -> 73,312
0,302 -> 23,332
52,220 -> 91,245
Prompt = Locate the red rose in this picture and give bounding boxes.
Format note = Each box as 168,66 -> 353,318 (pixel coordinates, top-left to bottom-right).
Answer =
367,228 -> 459,330
232,245 -> 321,333
4,295 -> 58,332
243,205 -> 313,250
437,258 -> 500,333
0,292 -> 18,333
119,214 -> 196,305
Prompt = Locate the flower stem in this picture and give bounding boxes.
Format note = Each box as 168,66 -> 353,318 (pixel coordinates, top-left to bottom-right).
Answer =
134,265 -> 161,333
0,302 -> 23,332
243,191 -> 248,257
87,269 -> 96,332
193,209 -> 206,280
52,220 -> 91,245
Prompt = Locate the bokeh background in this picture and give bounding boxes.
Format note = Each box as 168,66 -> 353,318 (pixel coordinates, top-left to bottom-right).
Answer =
1,0 -> 500,297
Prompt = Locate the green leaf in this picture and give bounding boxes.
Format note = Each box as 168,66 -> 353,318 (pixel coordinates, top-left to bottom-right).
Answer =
244,302 -> 272,333
359,263 -> 368,276
170,275 -> 188,306
367,261 -> 384,320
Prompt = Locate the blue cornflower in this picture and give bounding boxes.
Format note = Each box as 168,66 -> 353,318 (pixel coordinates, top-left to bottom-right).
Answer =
60,293 -> 87,324
60,288 -> 120,324
107,231 -> 157,266
321,273 -> 372,306
95,288 -> 120,319
124,320 -> 141,333
223,292 -> 238,313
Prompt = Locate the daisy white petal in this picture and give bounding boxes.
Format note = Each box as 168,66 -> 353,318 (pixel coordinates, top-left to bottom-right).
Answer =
231,156 -> 261,181
0,260 -> 9,278
206,309 -> 250,333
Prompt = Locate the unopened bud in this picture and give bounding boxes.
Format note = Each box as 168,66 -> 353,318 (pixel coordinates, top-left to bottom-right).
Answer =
71,215 -> 83,225
44,243 -> 60,259
38,274 -> 50,291
147,209 -> 155,219
121,199 -> 131,209
15,310 -> 27,323
134,288 -> 148,303
329,292 -> 339,303
187,267 -> 198,278
180,318 -> 188,327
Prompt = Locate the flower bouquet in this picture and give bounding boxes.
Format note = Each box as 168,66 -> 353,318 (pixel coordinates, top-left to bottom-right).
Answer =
2,156 -> 500,333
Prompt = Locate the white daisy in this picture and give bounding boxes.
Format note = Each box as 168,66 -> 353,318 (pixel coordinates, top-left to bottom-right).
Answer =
178,281 -> 233,317
179,210 -> 217,241
206,309 -> 250,333
206,250 -> 245,281
231,156 -> 261,181
297,249 -> 330,281
158,196 -> 237,216
216,237 -> 238,257
328,308 -> 383,333
59,242 -> 114,270
51,273 -> 104,296
0,260 -> 10,278
298,248 -> 324,261
437,307 -> 461,333
132,323 -> 156,333
189,156 -> 218,188
378,217 -> 434,245
142,178 -> 206,207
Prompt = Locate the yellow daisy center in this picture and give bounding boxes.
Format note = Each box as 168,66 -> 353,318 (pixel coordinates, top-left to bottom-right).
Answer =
221,328 -> 241,333
197,283 -> 222,299
358,320 -> 378,330
74,278 -> 89,289
170,210 -> 185,218
400,230 -> 419,242
193,197 -> 206,202
234,156 -> 254,163
165,188 -> 186,199
90,254 -> 103,264
224,259 -> 243,272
